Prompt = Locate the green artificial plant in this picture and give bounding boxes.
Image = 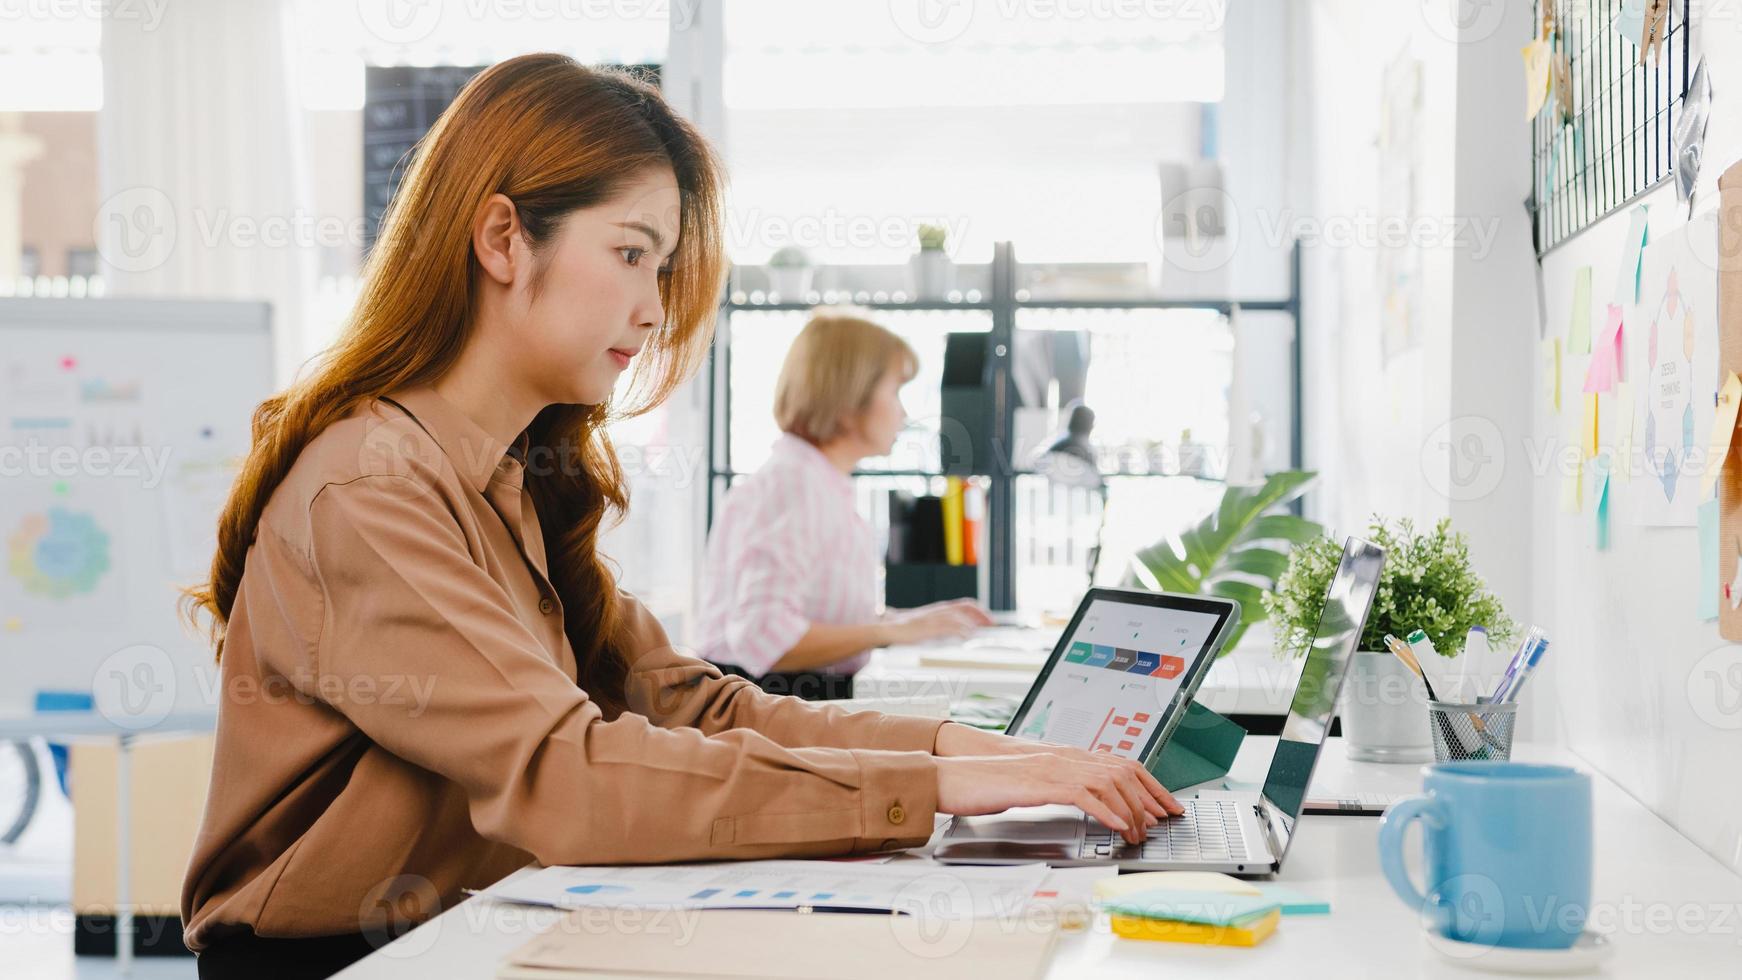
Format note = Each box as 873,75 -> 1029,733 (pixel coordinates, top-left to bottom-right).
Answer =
1129,470 -> 1321,652
1262,515 -> 1516,659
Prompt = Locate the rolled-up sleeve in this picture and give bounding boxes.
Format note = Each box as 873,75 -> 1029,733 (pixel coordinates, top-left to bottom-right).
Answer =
299,474 -> 938,864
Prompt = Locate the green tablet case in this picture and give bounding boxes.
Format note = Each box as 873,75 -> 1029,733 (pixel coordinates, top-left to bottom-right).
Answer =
1147,700 -> 1247,791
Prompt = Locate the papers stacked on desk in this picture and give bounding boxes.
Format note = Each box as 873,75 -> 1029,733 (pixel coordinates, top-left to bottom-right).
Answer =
485,860 -> 1050,915
490,861 -> 1071,979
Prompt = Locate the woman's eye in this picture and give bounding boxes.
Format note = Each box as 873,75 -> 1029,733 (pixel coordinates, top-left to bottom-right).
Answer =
619,246 -> 646,266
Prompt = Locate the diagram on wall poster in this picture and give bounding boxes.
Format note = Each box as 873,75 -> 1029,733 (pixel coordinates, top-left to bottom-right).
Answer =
1631,212 -> 1720,527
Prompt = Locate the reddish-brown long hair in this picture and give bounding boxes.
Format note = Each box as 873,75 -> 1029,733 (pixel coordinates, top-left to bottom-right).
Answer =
183,54 -> 726,716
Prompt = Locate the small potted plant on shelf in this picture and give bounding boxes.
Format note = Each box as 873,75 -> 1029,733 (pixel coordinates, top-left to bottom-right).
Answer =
1263,516 -> 1515,763
910,223 -> 954,300
766,246 -> 813,300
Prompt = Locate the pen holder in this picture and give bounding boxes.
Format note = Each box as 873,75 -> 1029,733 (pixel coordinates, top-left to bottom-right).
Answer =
1427,699 -> 1516,763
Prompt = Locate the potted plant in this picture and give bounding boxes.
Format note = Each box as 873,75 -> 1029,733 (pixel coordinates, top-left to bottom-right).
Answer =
1128,470 -> 1322,651
1263,517 -> 1515,763
766,246 -> 813,300
909,223 -> 954,300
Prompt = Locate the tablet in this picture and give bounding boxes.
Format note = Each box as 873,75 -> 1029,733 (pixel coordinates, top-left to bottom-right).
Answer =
1003,588 -> 1240,764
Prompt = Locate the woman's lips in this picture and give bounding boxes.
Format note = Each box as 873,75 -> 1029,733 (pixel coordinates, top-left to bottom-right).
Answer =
608,348 -> 634,369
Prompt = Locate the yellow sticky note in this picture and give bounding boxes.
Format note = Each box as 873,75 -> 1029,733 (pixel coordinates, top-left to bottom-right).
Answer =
1615,381 -> 1634,483
1542,338 -> 1561,413
1522,38 -> 1552,119
1568,267 -> 1592,354
1582,393 -> 1599,458
1701,371 -> 1742,499
1561,459 -> 1584,514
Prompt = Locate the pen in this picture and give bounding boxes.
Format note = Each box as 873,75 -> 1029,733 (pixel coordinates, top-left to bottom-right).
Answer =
1490,626 -> 1545,702
1496,635 -> 1550,704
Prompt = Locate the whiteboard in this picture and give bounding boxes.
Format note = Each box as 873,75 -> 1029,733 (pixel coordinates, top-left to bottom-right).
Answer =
0,298 -> 273,717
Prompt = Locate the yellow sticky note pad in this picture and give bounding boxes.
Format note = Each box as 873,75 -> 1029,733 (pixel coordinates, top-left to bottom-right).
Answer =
1582,393 -> 1599,458
1700,371 -> 1742,500
1112,907 -> 1281,947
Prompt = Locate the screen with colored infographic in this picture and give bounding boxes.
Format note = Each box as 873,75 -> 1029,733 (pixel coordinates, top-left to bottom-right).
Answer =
1007,595 -> 1228,761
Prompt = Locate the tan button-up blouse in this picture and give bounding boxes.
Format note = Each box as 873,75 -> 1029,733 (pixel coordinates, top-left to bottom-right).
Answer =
180,386 -> 945,949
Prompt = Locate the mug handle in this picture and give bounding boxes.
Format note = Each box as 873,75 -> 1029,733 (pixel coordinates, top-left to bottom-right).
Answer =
1377,794 -> 1452,933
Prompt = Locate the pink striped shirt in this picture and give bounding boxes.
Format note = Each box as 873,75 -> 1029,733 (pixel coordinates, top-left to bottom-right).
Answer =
698,433 -> 881,675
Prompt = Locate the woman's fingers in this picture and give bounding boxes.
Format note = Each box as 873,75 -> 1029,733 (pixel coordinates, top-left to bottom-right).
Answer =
1067,761 -> 1146,844
1052,746 -> 1185,817
1068,786 -> 1128,833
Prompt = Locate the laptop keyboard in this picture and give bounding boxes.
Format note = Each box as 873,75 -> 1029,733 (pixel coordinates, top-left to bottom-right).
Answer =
1078,798 -> 1250,863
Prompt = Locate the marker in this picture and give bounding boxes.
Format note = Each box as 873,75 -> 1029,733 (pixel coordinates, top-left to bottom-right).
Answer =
1457,626 -> 1490,703
1405,629 -> 1456,704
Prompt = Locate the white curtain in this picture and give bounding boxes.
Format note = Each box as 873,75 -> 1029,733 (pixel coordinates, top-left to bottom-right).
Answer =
97,0 -> 315,386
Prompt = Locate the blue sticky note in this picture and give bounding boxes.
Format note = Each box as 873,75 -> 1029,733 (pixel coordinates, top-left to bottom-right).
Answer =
1699,498 -> 1720,621
1595,461 -> 1612,551
1253,884 -> 1331,916
1615,205 -> 1649,306
1103,889 -> 1280,926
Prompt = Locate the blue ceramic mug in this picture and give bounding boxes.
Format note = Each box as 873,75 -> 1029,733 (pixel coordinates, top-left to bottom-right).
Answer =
1378,762 -> 1592,949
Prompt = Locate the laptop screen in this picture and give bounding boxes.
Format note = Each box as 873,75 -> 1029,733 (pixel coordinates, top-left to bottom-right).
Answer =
1259,537 -> 1385,825
1005,591 -> 1234,762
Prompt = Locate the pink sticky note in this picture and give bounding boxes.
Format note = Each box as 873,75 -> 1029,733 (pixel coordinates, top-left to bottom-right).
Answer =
1582,304 -> 1624,393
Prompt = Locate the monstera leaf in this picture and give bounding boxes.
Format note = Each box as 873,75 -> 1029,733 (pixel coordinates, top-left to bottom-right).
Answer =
1128,471 -> 1321,652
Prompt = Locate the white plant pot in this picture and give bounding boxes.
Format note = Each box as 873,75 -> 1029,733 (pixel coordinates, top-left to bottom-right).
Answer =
909,250 -> 955,300
1338,649 -> 1433,763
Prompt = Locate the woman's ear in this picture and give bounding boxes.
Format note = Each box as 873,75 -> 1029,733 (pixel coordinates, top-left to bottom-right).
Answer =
472,193 -> 522,286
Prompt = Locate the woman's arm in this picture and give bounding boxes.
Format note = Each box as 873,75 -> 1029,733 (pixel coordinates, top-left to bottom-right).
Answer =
301,474 -> 937,864
765,622 -> 893,672
765,601 -> 995,672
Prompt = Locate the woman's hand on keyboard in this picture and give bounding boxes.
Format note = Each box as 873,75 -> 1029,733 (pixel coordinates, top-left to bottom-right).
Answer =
934,751 -> 1180,846
934,723 -> 1185,834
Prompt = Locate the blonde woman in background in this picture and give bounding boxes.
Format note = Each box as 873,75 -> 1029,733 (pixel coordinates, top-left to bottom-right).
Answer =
699,311 -> 992,699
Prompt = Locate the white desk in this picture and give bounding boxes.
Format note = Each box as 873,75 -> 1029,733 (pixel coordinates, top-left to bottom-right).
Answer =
854,629 -> 1300,718
336,737 -> 1742,978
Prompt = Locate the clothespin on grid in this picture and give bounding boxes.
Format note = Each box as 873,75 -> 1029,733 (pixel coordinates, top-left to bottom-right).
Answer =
1640,0 -> 1669,65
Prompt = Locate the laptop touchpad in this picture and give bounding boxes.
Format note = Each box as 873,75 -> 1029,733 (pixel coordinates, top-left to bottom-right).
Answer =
945,806 -> 1081,841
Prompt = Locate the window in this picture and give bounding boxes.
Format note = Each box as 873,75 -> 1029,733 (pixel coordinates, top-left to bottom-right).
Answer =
720,0 -> 1225,266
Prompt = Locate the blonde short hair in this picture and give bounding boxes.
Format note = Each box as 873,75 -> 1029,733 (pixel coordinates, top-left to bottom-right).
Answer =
773,309 -> 918,445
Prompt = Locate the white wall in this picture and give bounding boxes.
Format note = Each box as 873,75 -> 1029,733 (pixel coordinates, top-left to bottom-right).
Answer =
1532,21 -> 1742,875
1297,0 -> 1742,874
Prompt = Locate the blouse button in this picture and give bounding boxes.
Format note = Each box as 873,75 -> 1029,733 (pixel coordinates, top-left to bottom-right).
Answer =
887,804 -> 906,825
538,596 -> 555,615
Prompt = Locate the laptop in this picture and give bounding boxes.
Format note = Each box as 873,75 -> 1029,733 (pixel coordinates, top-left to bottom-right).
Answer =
935,536 -> 1386,875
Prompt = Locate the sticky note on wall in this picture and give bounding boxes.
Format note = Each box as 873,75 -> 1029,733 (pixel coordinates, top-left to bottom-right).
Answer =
1569,267 -> 1593,354
1615,205 -> 1650,306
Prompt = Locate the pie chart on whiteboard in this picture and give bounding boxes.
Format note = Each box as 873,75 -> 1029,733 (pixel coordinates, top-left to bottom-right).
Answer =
6,507 -> 112,600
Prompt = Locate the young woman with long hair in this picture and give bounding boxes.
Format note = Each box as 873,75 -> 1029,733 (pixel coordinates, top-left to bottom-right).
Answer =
178,53 -> 1179,980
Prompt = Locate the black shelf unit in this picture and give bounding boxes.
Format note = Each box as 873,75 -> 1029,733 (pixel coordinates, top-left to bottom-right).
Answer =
706,241 -> 1304,610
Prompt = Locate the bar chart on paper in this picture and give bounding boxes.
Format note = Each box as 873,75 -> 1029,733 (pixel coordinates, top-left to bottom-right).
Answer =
485,861 -> 1051,917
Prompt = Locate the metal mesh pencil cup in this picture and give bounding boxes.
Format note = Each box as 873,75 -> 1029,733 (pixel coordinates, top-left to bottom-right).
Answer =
1426,698 -> 1517,762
